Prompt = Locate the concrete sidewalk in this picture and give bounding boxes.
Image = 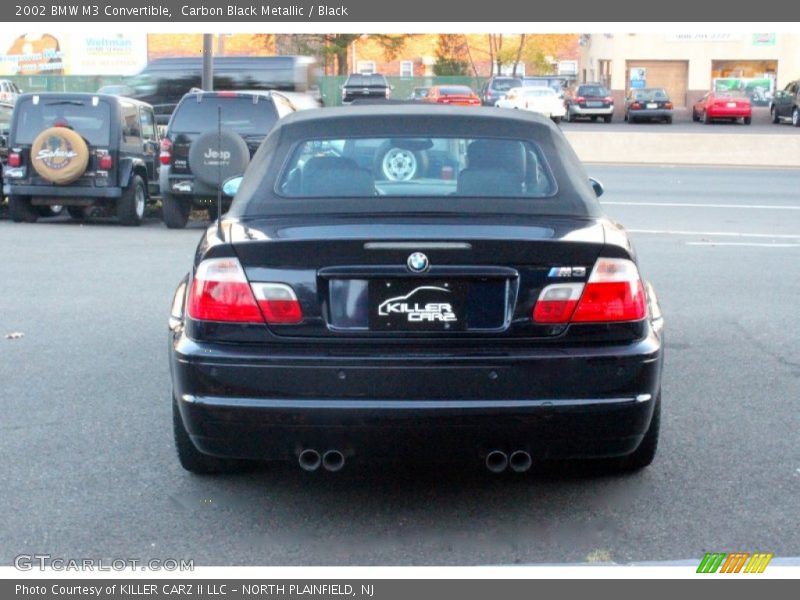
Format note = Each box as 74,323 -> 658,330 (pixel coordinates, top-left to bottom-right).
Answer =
565,131 -> 800,168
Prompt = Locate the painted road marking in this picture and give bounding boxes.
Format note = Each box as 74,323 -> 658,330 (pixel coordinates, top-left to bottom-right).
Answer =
629,229 -> 800,239
685,242 -> 800,247
603,201 -> 800,210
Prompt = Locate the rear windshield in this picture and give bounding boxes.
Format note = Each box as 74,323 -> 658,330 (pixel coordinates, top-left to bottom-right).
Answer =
490,78 -> 522,91
14,98 -> 111,146
438,86 -> 474,95
524,88 -> 557,97
170,96 -> 278,135
276,136 -> 556,199
578,85 -> 610,97
346,75 -> 387,87
634,89 -> 668,101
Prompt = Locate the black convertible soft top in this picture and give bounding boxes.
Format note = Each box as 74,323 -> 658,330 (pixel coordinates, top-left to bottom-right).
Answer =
228,104 -> 603,219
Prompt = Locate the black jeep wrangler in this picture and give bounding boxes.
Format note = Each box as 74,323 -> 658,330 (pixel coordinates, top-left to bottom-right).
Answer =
158,90 -> 297,228
3,92 -> 160,226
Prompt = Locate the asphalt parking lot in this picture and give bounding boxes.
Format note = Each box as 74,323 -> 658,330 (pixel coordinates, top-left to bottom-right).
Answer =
1,164 -> 798,566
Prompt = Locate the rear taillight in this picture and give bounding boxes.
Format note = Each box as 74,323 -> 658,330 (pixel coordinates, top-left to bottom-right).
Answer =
251,283 -> 303,324
159,138 -> 172,166
187,257 -> 304,325
98,154 -> 113,170
604,96 -> 613,104
575,96 -> 585,103
533,283 -> 584,323
631,102 -> 641,109
188,258 -> 264,323
533,258 -> 646,324
7,152 -> 20,167
664,102 -> 673,109
438,98 -> 450,104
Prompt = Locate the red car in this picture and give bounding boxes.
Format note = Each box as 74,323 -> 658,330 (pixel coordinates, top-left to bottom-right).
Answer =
424,85 -> 481,106
692,91 -> 752,125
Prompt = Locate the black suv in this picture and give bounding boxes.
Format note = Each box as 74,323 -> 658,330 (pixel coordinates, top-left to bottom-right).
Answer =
341,74 -> 392,103
4,93 -> 160,226
158,90 -> 296,229
770,80 -> 800,126
479,76 -> 523,106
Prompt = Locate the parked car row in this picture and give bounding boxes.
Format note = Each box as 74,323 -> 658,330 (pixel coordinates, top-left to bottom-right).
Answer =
1,88 -> 316,227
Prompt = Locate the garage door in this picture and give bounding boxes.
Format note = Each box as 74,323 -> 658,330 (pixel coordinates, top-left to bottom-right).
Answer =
626,60 -> 689,107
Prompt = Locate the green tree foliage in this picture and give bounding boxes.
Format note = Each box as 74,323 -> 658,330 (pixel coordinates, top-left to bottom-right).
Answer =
433,34 -> 468,76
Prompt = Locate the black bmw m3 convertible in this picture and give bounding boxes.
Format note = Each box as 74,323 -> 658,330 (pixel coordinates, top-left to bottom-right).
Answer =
168,104 -> 664,475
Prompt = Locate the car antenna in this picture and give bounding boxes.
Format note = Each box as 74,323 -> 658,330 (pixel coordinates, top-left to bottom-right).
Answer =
216,104 -> 224,241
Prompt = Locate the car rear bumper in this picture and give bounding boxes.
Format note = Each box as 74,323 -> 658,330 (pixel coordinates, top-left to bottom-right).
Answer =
160,165 -> 223,199
171,330 -> 663,463
4,184 -> 122,198
570,105 -> 614,116
707,107 -> 751,118
629,109 -> 673,120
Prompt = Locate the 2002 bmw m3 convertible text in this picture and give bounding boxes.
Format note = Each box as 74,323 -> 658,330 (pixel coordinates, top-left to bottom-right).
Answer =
168,105 -> 664,475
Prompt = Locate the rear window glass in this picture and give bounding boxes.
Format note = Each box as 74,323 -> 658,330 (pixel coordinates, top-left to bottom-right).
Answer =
578,85 -> 610,97
524,88 -> 557,97
170,96 -> 278,135
491,79 -> 522,91
15,98 -> 111,146
438,86 -> 474,95
634,89 -> 669,101
346,75 -> 388,87
276,136 -> 556,199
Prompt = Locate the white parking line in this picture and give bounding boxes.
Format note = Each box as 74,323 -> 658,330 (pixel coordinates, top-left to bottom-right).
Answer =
686,242 -> 800,247
603,201 -> 800,210
629,229 -> 800,239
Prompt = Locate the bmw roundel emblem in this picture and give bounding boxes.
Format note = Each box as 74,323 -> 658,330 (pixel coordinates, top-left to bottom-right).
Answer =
407,252 -> 430,273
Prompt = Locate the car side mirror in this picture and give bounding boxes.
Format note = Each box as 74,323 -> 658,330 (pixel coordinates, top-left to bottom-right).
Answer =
222,176 -> 243,197
589,177 -> 604,198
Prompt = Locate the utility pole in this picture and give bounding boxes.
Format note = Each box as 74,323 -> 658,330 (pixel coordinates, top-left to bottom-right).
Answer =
202,33 -> 213,90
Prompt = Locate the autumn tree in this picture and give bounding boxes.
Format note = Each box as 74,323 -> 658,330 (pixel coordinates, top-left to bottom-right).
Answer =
432,34 -> 468,76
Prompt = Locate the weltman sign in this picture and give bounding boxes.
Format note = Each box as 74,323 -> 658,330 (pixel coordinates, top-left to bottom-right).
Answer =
0,33 -> 147,76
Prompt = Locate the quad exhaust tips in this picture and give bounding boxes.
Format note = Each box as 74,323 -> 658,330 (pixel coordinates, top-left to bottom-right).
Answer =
298,448 -> 346,472
485,450 -> 532,473
485,450 -> 509,473
298,449 -> 322,472
509,450 -> 533,473
322,450 -> 345,472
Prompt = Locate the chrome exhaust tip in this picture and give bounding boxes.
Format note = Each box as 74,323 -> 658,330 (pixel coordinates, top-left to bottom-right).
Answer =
485,450 -> 509,473
509,450 -> 532,473
298,449 -> 321,472
322,450 -> 346,472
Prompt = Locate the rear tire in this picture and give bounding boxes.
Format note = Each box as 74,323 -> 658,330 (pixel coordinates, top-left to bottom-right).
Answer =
67,206 -> 86,220
665,116 -> 673,124
743,116 -> 752,125
603,114 -> 613,123
793,107 -> 800,127
162,193 -> 190,229
38,205 -> 63,218
615,393 -> 661,472
771,106 -> 780,124
173,397 -> 251,475
691,109 -> 699,122
702,110 -> 711,125
118,174 -> 146,227
9,195 -> 38,223
551,116 -> 562,124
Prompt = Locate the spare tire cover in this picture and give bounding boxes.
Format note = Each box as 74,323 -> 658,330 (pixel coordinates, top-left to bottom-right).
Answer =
188,129 -> 250,187
30,127 -> 90,185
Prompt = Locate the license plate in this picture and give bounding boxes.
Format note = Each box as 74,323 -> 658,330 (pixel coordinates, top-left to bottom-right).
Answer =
368,280 -> 467,331
646,102 -> 658,109
727,102 -> 737,107
586,101 -> 602,107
